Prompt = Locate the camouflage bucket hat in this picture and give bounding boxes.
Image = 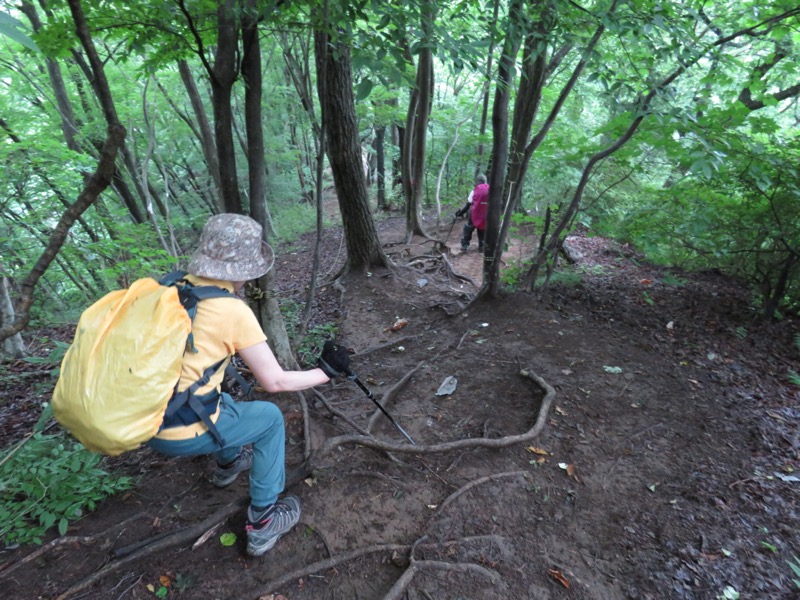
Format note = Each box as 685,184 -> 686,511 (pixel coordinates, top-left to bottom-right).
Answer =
187,214 -> 274,281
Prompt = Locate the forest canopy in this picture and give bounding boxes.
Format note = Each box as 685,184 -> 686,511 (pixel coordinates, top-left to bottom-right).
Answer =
0,0 -> 799,352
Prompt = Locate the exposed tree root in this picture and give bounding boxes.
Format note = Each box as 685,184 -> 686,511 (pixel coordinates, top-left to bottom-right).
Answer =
433,470 -> 531,520
365,358 -> 426,436
44,368 -> 553,599
384,558 -> 500,600
236,535 -> 505,600
0,512 -> 151,577
351,335 -> 419,358
236,542 -> 411,600
441,253 -> 477,287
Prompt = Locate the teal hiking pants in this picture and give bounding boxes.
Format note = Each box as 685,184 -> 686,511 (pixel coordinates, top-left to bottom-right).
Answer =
147,393 -> 285,507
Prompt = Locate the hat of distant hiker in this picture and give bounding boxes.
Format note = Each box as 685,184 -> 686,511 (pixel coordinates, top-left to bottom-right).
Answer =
188,213 -> 274,281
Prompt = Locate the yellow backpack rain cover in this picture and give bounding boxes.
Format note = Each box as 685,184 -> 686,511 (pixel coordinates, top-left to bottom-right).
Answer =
52,278 -> 191,456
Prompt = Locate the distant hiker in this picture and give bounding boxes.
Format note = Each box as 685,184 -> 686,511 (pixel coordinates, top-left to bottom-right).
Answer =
146,213 -> 351,557
455,174 -> 489,252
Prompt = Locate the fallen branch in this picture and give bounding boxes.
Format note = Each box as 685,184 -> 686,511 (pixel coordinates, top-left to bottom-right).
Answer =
54,499 -> 246,600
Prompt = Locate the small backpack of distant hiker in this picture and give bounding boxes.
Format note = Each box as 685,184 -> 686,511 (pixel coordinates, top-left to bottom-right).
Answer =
470,183 -> 490,230
52,272 -> 234,456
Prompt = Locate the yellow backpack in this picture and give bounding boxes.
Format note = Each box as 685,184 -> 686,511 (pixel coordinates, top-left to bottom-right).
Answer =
52,273 -> 232,455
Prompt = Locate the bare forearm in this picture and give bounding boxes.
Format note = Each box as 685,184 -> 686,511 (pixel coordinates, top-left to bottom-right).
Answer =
238,342 -> 331,393
258,367 -> 330,393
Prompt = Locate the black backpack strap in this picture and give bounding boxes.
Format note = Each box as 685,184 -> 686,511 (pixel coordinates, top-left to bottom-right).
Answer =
159,270 -> 189,287
164,358 -> 227,446
174,282 -> 232,353
224,363 -> 253,399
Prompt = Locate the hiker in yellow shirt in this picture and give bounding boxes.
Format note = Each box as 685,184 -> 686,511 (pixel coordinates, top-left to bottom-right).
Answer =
147,213 -> 350,557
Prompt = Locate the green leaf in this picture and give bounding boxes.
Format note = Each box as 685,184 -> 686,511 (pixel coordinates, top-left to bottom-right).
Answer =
761,541 -> 778,553
58,518 -> 68,536
356,77 -> 374,101
0,16 -> 39,52
219,532 -> 237,547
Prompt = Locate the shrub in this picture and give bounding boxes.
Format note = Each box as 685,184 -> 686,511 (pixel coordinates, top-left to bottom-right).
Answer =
0,427 -> 133,546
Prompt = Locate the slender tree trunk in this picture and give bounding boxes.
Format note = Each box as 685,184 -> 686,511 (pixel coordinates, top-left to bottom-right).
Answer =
476,0 -> 501,173
300,2 -> 328,340
375,124 -> 387,210
210,0 -> 243,214
401,84 -> 418,210
0,277 -> 25,357
178,60 -> 222,209
406,27 -> 434,239
479,0 -> 525,298
314,29 -> 388,271
240,0 -> 297,367
486,1 -> 616,297
404,0 -> 436,241
20,1 -> 81,152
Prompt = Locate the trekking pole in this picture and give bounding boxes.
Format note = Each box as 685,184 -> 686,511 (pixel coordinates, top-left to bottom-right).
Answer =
443,215 -> 458,245
347,371 -> 417,445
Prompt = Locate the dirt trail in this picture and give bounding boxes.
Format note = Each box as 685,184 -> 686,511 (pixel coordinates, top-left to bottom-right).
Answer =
1,214 -> 798,600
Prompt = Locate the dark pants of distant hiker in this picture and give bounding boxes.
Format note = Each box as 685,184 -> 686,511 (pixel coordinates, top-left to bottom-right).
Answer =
147,394 -> 285,507
461,215 -> 484,250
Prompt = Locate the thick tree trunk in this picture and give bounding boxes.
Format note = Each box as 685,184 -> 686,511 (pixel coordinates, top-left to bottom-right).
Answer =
314,30 -> 388,270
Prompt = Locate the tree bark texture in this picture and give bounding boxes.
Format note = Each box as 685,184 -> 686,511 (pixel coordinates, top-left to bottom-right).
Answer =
476,0 -> 501,173
211,0 -> 243,214
0,277 -> 25,357
19,1 -> 81,152
375,124 -> 386,209
314,30 -> 388,270
406,30 -> 434,240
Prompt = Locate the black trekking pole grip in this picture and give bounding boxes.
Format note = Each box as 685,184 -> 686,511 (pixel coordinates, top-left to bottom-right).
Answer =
347,370 -> 416,445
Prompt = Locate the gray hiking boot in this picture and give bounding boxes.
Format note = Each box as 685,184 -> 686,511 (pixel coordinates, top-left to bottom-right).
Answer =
246,496 -> 301,557
212,446 -> 253,488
